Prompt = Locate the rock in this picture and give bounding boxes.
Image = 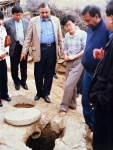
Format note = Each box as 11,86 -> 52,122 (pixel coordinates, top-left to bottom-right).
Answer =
22,11 -> 33,20
0,145 -> 15,150
38,115 -> 49,129
56,63 -> 66,73
5,108 -> 41,126
20,0 -> 107,15
51,115 -> 65,134
54,138 -> 70,150
51,114 -> 87,150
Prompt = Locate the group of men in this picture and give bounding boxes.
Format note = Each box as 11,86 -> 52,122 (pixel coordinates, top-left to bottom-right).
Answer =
0,2 -> 112,149
1,3 -> 63,105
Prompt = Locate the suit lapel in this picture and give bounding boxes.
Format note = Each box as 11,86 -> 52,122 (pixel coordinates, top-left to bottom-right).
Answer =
35,16 -> 40,40
10,18 -> 16,40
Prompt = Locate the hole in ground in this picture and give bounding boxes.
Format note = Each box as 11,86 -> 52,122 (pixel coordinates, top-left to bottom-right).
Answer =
26,124 -> 63,150
14,103 -> 34,108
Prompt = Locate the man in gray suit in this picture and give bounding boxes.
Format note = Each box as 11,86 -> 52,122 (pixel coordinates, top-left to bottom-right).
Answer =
4,6 -> 29,90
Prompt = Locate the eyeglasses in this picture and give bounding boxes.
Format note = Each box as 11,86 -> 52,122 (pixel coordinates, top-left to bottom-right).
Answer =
13,13 -> 22,17
64,23 -> 72,29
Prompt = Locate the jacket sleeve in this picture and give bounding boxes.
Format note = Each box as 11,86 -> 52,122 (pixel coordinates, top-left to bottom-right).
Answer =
57,19 -> 63,54
97,66 -> 113,109
22,20 -> 33,55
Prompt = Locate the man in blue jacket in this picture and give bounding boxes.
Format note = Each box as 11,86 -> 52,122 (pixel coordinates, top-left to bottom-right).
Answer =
81,5 -> 111,132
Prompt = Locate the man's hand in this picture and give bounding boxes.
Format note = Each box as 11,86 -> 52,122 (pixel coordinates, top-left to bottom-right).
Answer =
20,53 -> 26,61
59,51 -> 64,57
0,52 -> 6,59
67,55 -> 75,60
93,48 -> 104,59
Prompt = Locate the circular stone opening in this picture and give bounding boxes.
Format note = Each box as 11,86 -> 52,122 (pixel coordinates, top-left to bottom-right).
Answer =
14,103 -> 34,108
9,97 -> 35,108
26,124 -> 63,150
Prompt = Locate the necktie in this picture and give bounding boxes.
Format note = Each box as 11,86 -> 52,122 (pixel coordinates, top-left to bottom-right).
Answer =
18,21 -> 24,46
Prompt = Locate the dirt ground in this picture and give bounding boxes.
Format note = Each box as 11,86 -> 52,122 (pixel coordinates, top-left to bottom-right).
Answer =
0,56 -> 92,150
5,56 -> 83,120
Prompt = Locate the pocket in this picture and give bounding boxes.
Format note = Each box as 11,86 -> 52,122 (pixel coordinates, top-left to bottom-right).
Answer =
91,80 -> 108,92
31,47 -> 36,51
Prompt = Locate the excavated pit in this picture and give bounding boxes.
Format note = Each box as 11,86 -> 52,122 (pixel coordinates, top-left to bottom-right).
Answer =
9,96 -> 36,108
14,103 -> 34,108
26,123 -> 63,150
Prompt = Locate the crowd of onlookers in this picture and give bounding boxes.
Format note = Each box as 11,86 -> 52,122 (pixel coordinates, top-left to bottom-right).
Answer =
0,1 -> 113,150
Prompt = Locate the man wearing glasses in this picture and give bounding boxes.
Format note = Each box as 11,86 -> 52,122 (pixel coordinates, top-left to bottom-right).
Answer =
4,6 -> 29,90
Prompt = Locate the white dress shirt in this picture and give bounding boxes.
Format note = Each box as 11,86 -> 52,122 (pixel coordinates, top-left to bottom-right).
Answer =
0,26 -> 9,60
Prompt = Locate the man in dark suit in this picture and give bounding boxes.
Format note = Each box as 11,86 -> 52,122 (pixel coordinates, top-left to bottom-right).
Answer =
4,6 -> 29,90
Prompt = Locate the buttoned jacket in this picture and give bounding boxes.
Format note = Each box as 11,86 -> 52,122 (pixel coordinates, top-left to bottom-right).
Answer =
4,18 -> 29,57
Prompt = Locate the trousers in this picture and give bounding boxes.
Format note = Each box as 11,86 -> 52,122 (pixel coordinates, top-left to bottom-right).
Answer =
60,58 -> 83,111
0,59 -> 8,98
10,41 -> 28,85
34,43 -> 56,96
82,69 -> 94,130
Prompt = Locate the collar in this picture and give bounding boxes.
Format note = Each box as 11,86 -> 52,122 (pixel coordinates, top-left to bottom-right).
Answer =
40,16 -> 51,22
68,29 -> 79,38
109,32 -> 113,38
15,19 -> 22,23
104,32 -> 113,48
92,19 -> 103,31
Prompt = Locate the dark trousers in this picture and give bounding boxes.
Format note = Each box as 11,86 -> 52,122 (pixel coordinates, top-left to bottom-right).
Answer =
77,69 -> 84,94
0,59 -> 8,98
82,69 -> 94,129
93,105 -> 113,150
10,41 -> 28,85
34,44 -> 56,97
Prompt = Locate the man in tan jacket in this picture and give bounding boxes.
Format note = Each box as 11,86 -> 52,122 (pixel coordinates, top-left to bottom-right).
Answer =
21,2 -> 63,103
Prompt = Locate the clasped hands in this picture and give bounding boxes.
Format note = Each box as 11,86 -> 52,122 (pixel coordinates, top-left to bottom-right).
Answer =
64,54 -> 75,61
60,51 -> 76,61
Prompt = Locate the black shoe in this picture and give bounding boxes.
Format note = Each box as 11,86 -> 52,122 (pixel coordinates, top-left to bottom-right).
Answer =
53,74 -> 58,79
1,97 -> 11,101
43,96 -> 51,103
21,84 -> 28,90
15,84 -> 20,90
0,99 -> 3,107
34,94 -> 40,101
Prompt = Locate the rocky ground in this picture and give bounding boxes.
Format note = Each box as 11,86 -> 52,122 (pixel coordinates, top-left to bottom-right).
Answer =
0,56 -> 92,150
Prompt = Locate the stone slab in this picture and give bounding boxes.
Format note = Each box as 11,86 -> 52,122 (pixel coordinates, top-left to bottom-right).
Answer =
5,108 -> 41,126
